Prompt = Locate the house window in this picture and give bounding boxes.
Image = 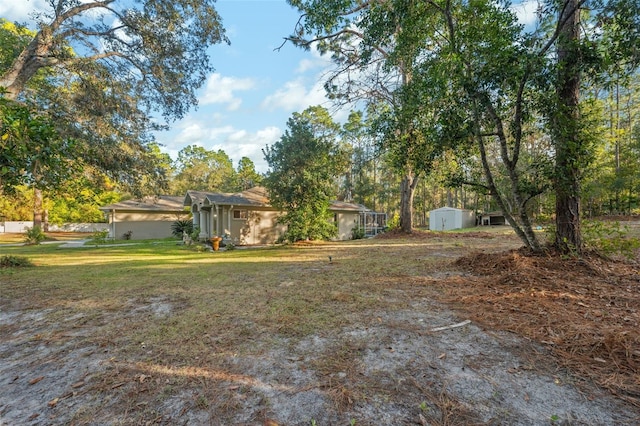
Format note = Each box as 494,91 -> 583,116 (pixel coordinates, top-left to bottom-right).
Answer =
233,209 -> 248,220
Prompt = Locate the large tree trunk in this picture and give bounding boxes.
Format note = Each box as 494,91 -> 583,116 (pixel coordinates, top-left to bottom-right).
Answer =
0,27 -> 54,100
399,170 -> 418,233
554,0 -> 582,253
33,188 -> 43,229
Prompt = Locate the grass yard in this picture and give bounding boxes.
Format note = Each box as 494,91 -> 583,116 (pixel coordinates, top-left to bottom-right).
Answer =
1,227 -> 639,425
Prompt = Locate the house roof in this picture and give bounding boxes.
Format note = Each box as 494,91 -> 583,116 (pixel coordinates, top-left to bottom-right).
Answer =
185,186 -> 370,212
99,196 -> 186,212
184,187 -> 270,208
329,200 -> 370,212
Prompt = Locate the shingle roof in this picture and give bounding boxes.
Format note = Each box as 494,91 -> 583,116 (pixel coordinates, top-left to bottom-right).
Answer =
99,196 -> 186,212
184,186 -> 370,212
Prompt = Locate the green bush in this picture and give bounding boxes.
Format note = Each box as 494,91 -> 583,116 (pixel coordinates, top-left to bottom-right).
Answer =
0,255 -> 34,268
351,225 -> 365,240
583,220 -> 640,259
190,226 -> 201,242
24,226 -> 46,245
91,229 -> 109,244
171,219 -> 194,238
387,213 -> 400,230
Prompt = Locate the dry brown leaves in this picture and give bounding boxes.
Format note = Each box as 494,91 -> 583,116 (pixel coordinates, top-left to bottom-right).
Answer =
442,248 -> 640,406
375,229 -> 499,240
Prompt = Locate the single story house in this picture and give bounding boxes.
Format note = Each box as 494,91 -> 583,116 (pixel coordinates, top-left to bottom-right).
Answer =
185,186 -> 374,244
429,206 -> 475,231
99,196 -> 189,240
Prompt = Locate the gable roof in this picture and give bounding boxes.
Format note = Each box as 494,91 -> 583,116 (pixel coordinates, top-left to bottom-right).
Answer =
185,186 -> 370,212
184,186 -> 270,208
99,196 -> 186,212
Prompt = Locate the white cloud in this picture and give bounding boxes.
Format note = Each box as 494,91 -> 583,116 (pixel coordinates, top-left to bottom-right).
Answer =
214,126 -> 282,172
0,0 -> 48,25
511,0 -> 540,28
260,77 -> 328,113
200,73 -> 256,111
160,120 -> 281,173
296,46 -> 332,74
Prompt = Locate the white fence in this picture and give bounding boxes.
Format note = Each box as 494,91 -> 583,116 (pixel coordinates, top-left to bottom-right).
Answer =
2,221 -> 33,233
0,222 -> 109,233
48,223 -> 109,233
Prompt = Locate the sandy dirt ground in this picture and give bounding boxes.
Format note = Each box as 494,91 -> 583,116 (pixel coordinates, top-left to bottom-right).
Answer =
1,230 -> 639,425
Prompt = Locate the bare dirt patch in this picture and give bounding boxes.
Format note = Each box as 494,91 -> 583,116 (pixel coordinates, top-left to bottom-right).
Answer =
1,230 -> 639,425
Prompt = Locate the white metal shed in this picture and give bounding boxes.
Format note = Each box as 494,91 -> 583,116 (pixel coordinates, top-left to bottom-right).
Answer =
429,207 -> 475,231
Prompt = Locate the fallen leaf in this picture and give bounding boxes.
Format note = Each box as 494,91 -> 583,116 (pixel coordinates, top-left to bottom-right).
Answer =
264,420 -> 279,426
29,376 -> 44,385
71,381 -> 85,388
419,413 -> 428,426
48,398 -> 59,407
438,353 -> 446,360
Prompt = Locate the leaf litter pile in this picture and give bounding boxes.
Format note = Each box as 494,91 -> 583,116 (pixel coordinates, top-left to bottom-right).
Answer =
443,248 -> 640,406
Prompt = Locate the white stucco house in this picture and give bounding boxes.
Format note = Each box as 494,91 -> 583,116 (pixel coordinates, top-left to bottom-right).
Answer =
100,187 -> 381,244
185,186 -> 375,244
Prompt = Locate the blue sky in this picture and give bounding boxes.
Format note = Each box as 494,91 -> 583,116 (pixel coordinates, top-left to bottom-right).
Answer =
1,0 -> 538,173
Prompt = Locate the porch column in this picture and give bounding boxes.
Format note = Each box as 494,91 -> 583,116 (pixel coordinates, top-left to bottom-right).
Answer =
199,208 -> 206,239
228,205 -> 234,238
193,205 -> 200,229
213,204 -> 220,237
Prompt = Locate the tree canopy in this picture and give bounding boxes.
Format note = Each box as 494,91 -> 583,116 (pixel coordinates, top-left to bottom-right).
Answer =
0,0 -> 227,198
287,0 -> 640,253
263,106 -> 348,243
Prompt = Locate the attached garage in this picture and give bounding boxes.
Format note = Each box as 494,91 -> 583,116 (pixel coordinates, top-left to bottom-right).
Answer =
429,207 -> 475,231
100,196 -> 189,240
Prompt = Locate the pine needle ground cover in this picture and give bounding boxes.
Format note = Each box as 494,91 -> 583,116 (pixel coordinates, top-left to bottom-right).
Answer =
1,227 -> 638,425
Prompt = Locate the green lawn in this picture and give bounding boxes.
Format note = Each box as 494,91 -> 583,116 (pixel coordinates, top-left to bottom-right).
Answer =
2,227 -> 636,424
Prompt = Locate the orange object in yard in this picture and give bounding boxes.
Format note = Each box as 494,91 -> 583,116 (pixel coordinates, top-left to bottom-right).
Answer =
211,236 -> 222,251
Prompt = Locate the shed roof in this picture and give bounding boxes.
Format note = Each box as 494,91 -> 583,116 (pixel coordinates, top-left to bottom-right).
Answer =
430,206 -> 474,213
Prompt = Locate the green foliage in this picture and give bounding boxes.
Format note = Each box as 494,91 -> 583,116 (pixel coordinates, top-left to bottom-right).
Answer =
0,0 -> 229,197
236,157 -> 263,190
190,226 -> 201,242
351,225 -> 365,240
91,229 -> 109,244
171,146 -> 237,194
23,226 -> 45,245
0,255 -> 33,268
0,98 -> 75,192
387,213 -> 400,230
171,220 -> 194,238
263,106 -> 347,243
582,220 -> 640,258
